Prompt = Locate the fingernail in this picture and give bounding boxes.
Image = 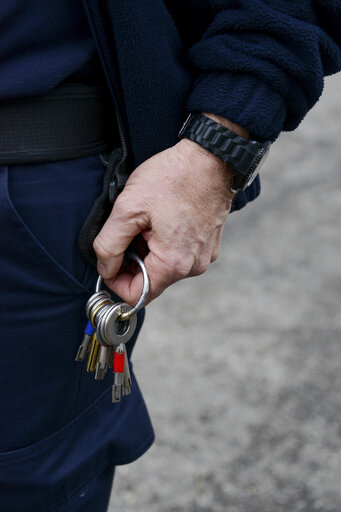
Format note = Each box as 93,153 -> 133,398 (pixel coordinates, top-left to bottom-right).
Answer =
97,260 -> 107,276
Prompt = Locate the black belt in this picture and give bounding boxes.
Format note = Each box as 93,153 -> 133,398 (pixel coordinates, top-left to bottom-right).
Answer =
0,84 -> 118,164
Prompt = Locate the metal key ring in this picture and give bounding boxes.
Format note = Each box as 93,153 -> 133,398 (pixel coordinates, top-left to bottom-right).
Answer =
95,252 -> 149,320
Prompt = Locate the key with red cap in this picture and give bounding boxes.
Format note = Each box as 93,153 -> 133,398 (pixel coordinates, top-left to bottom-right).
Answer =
112,343 -> 125,403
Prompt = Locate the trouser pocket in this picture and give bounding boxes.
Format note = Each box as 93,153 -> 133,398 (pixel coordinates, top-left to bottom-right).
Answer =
0,157 -> 107,452
0,159 -> 154,511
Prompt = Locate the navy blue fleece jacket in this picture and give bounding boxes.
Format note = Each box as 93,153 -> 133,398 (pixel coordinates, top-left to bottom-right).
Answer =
83,0 -> 341,211
182,0 -> 341,141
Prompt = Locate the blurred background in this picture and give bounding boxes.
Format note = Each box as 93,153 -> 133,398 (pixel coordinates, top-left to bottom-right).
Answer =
110,73 -> 341,512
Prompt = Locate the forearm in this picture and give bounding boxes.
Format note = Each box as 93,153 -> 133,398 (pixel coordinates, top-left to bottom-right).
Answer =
185,1 -> 341,141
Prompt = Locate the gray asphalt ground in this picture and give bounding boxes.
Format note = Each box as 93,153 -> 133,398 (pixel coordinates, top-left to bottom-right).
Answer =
110,74 -> 341,512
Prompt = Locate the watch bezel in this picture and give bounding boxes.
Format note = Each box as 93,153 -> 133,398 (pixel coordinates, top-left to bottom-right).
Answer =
178,114 -> 192,138
244,141 -> 271,188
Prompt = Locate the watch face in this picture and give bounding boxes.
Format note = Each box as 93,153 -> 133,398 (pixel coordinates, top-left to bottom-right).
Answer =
245,142 -> 271,188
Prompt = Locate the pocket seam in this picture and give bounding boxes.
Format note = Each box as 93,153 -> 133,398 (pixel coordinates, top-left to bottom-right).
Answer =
0,384 -> 112,462
4,166 -> 91,295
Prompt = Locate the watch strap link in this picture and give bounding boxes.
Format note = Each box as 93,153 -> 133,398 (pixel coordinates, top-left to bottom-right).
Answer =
179,113 -> 261,178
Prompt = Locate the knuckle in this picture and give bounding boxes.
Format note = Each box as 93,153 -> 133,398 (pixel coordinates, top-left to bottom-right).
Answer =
93,235 -> 114,261
113,195 -> 148,228
112,195 -> 128,219
211,249 -> 220,263
193,257 -> 210,276
169,255 -> 195,280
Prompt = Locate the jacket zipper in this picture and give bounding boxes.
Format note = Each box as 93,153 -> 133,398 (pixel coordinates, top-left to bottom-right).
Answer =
82,0 -> 130,193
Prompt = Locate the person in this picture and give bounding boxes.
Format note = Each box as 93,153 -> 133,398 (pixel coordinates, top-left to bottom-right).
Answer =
0,1 -> 340,511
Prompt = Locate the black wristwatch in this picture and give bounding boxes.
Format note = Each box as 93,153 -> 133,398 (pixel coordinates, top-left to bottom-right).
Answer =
178,113 -> 271,192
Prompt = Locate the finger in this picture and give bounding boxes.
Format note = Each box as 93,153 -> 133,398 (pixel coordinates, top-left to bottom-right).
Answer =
133,233 -> 150,260
106,250 -> 183,305
105,271 -> 144,307
187,227 -> 223,277
93,197 -> 148,279
187,248 -> 211,277
210,226 -> 223,263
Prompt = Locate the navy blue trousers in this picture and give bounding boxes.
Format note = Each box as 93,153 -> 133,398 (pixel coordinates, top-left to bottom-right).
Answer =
0,156 -> 154,512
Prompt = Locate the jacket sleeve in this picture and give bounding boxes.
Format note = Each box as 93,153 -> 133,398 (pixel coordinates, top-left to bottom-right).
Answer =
185,0 -> 341,141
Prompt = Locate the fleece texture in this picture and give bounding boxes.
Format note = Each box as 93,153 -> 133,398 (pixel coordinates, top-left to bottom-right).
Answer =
0,0 -> 101,99
183,0 -> 341,141
83,0 -> 341,211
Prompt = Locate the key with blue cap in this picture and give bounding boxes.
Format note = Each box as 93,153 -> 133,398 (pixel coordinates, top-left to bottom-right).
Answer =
75,320 -> 95,362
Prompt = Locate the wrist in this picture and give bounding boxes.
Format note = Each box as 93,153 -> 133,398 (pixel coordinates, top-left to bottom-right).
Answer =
202,112 -> 250,140
178,113 -> 270,192
177,112 -> 250,194
176,137 -> 235,199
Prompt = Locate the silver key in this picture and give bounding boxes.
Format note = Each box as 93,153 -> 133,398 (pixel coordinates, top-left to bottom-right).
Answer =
112,372 -> 123,403
95,305 -> 112,347
122,345 -> 132,396
75,320 -> 95,361
102,303 -> 137,346
107,347 -> 114,369
85,290 -> 111,320
95,345 -> 110,380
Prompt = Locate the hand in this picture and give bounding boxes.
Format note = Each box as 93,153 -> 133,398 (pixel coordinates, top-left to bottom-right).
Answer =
93,135 -> 235,306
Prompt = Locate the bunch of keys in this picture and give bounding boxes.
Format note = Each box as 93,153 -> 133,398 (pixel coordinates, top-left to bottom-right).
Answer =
75,253 -> 149,403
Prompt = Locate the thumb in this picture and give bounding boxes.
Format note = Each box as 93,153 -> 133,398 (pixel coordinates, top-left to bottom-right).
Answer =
105,249 -> 176,306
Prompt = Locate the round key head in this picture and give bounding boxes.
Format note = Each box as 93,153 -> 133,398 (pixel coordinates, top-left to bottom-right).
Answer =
90,300 -> 112,327
99,304 -> 116,344
96,320 -> 109,347
86,290 -> 110,309
95,304 -> 112,347
103,303 -> 137,346
87,293 -> 112,318
95,303 -> 111,325
96,306 -> 113,347
85,290 -> 111,318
